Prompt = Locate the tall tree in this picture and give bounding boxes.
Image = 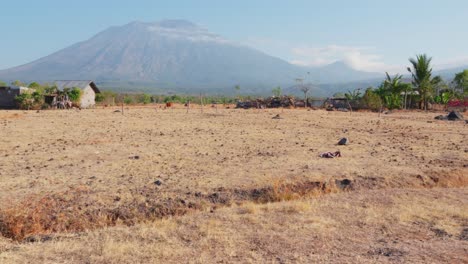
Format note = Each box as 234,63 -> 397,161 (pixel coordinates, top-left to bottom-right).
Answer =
11,80 -> 25,87
407,54 -> 441,111
28,82 -> 41,89
300,85 -> 310,107
383,72 -> 405,94
0,80 -> 6,86
453,69 -> 468,95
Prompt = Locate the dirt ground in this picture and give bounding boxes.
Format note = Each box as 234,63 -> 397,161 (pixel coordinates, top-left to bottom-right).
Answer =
0,106 -> 467,263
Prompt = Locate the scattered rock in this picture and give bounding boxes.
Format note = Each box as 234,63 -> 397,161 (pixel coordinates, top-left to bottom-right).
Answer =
272,114 -> 282,119
447,111 -> 463,121
434,115 -> 447,120
154,180 -> 162,186
23,234 -> 53,243
129,155 -> 140,160
113,110 -> 121,113
460,228 -> 468,241
338,137 -> 348,145
335,179 -> 352,190
369,247 -> 406,258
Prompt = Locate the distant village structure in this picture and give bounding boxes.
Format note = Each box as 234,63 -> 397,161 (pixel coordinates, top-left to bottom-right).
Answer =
0,80 -> 100,109
0,86 -> 34,108
54,80 -> 101,108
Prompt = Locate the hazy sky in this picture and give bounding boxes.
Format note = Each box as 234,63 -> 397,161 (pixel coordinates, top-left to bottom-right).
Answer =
1,0 -> 467,73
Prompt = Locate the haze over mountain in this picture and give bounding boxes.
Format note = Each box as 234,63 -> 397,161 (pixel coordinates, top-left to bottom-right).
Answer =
0,20 -> 463,95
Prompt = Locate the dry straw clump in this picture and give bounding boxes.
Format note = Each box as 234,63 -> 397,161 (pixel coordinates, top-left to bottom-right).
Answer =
0,187 -> 110,241
0,179 -> 342,241
0,186 -> 198,241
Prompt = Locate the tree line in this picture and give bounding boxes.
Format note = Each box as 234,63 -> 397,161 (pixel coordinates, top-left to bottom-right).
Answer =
337,54 -> 468,111
2,54 -> 467,110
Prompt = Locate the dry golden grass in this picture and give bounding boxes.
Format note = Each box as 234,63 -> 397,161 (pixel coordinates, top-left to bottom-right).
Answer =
0,189 -> 466,263
0,107 -> 467,263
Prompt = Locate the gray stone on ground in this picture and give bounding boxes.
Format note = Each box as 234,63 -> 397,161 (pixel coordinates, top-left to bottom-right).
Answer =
447,111 -> 463,121
338,137 -> 348,145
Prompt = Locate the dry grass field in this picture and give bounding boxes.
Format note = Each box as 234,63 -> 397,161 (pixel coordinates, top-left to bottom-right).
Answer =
0,106 -> 467,263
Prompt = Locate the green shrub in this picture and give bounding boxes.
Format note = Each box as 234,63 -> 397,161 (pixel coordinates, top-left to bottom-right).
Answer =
362,88 -> 382,111
140,94 -> 151,104
68,88 -> 82,103
124,96 -> 133,105
95,93 -> 105,103
15,93 -> 35,109
383,94 -> 401,110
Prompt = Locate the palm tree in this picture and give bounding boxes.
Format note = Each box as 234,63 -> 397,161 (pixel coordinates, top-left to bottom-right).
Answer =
407,54 -> 441,111
375,72 -> 405,109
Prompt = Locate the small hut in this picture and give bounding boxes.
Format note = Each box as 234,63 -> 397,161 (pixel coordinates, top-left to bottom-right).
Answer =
324,97 -> 350,110
0,86 -> 34,109
54,80 -> 101,108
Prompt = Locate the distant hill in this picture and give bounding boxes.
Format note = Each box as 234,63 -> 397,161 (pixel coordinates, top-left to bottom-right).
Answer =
0,20 -> 384,96
434,66 -> 468,80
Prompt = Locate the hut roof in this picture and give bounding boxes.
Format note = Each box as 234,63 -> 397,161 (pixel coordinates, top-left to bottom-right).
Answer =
54,80 -> 100,93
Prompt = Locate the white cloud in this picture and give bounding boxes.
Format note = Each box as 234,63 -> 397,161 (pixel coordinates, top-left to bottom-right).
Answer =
290,45 -> 400,73
147,25 -> 231,44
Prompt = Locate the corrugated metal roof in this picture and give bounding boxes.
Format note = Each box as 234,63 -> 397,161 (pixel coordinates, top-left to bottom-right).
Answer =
54,80 -> 93,90
54,80 -> 100,93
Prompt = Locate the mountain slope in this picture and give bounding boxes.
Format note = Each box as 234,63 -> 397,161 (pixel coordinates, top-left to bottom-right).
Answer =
0,20 -> 382,95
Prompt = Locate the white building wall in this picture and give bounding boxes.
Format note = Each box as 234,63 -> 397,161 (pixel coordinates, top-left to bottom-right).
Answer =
80,85 -> 96,108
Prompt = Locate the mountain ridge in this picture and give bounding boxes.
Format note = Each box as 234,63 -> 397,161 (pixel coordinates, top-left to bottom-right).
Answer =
3,20 -> 464,96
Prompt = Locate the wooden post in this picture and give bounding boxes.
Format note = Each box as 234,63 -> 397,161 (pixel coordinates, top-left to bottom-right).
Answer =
378,99 -> 383,118
122,95 -> 125,115
200,93 -> 204,114
347,100 -> 353,115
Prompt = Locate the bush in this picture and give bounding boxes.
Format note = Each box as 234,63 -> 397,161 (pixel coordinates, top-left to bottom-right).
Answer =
383,94 -> 402,110
362,88 -> 382,111
95,93 -> 105,102
68,88 -> 82,103
15,93 -> 34,109
124,96 -> 133,105
448,99 -> 468,107
140,94 -> 151,104
14,90 -> 44,110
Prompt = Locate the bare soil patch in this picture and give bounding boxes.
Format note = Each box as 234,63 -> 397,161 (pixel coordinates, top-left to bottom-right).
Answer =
0,107 -> 466,262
